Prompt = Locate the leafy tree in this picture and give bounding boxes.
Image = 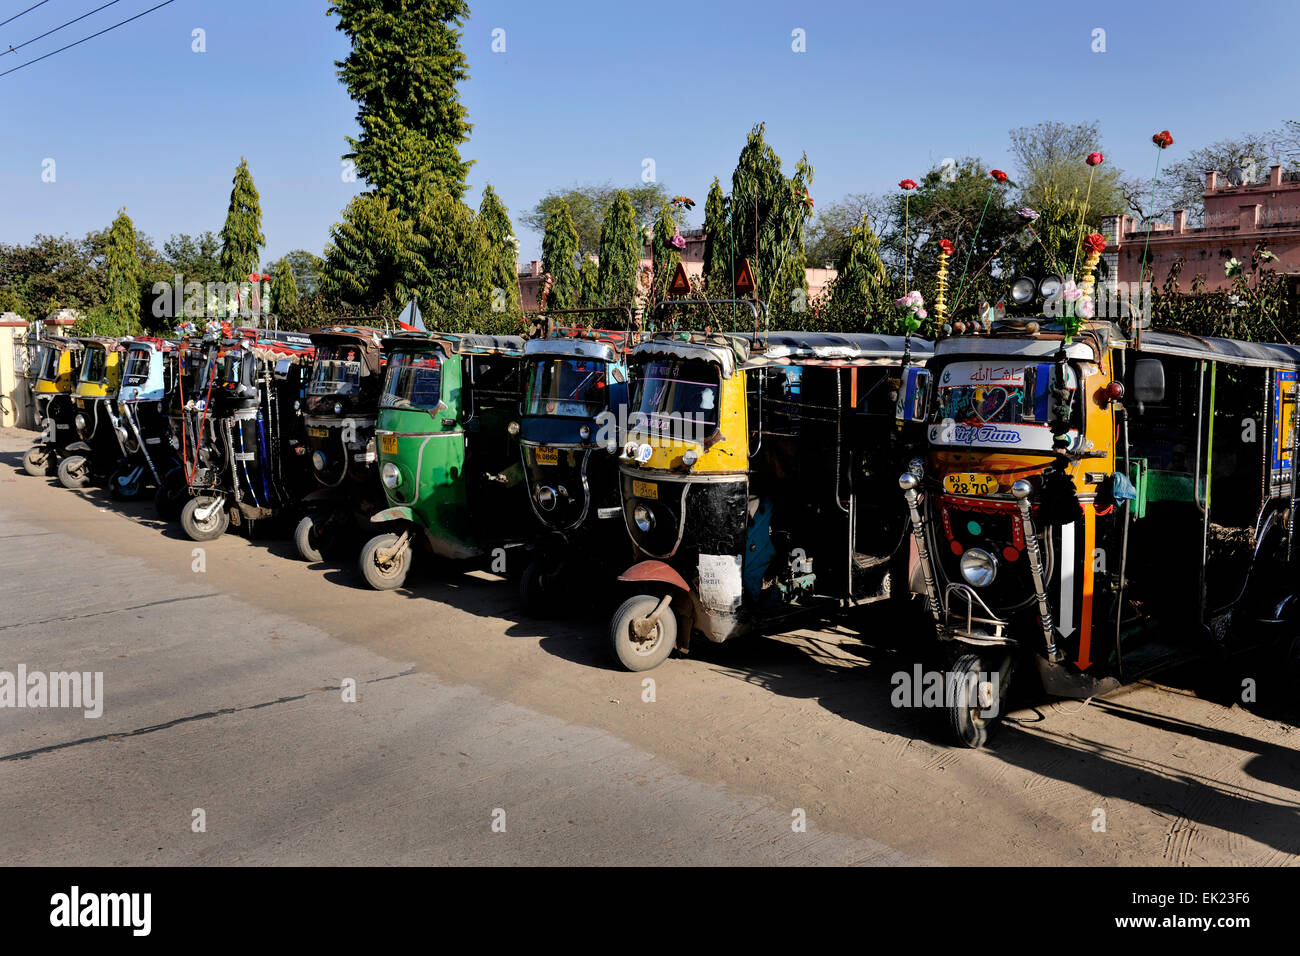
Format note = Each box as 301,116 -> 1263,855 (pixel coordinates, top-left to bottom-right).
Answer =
576,255 -> 600,308
281,249 -> 324,298
1008,120 -> 1124,220
650,202 -> 680,302
1159,131 -> 1282,225
0,234 -> 103,315
270,258 -> 299,317
700,177 -> 730,294
541,199 -> 580,310
104,209 -> 143,332
164,232 -> 222,283
804,192 -> 892,269
522,182 -> 671,258
819,216 -> 892,332
408,189 -> 492,325
323,193 -> 421,310
479,184 -> 520,314
218,158 -> 265,283
596,191 -> 641,308
329,0 -> 473,210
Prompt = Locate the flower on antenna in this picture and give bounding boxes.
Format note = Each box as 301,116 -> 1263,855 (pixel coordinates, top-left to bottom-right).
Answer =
1017,207 -> 1040,220
1152,130 -> 1174,149
989,169 -> 1009,184
898,179 -> 917,191
938,238 -> 954,256
1083,233 -> 1107,254
1086,152 -> 1104,167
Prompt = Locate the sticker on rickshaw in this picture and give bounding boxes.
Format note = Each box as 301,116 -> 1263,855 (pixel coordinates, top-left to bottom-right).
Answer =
943,473 -> 998,496
535,446 -> 558,465
307,426 -> 329,438
380,435 -> 399,455
632,480 -> 658,500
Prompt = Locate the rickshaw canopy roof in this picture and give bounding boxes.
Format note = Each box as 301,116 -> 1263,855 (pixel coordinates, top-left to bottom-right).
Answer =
524,337 -> 618,364
305,326 -> 384,374
752,331 -> 932,366
1130,330 -> 1300,370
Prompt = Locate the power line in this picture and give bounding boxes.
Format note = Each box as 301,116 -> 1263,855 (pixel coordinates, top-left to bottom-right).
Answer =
2,0 -> 125,57
0,0 -> 175,77
0,0 -> 54,30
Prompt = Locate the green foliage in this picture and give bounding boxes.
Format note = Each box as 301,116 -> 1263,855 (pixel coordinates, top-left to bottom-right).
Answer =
408,189 -> 492,326
522,182 -> 671,258
270,258 -> 300,318
700,177 -> 730,295
281,250 -> 324,298
649,202 -> 680,303
1150,243 -> 1296,341
1009,120 -> 1124,220
479,184 -> 520,315
0,234 -> 104,317
541,199 -> 580,310
804,193 -> 889,270
104,209 -> 143,332
163,232 -> 222,284
597,191 -> 641,308
322,193 -> 421,311
576,255 -> 600,309
218,158 -> 265,283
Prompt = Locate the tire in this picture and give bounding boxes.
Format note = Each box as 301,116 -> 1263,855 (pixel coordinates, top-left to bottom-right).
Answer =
109,464 -> 146,500
947,653 -> 1005,749
180,496 -> 230,542
359,532 -> 411,590
609,593 -> 678,672
23,446 -> 50,477
57,455 -> 90,490
519,559 -> 561,617
154,469 -> 187,521
295,515 -> 325,562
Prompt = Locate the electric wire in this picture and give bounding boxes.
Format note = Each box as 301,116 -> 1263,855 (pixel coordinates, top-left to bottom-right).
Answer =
1,0 -> 124,57
0,0 -> 54,30
0,0 -> 175,78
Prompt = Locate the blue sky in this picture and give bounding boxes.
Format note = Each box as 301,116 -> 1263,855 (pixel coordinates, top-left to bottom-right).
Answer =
1,0 -> 1296,265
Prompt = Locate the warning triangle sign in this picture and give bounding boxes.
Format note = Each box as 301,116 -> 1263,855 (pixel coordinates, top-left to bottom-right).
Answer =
734,258 -> 755,296
669,261 -> 691,296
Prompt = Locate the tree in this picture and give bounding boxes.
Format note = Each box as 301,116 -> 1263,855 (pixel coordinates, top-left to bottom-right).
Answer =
479,185 -> 520,315
1008,120 -> 1124,220
541,199 -> 580,310
322,193 -> 421,311
104,209 -> 143,332
597,191 -> 641,308
164,232 -> 222,284
701,177 -> 730,294
329,0 -> 473,211
270,258 -> 299,318
805,193 -> 892,268
1160,131 -> 1282,225
408,189 -> 492,325
822,216 -> 892,332
218,158 -> 265,283
576,255 -> 600,308
281,250 -> 324,298
522,182 -> 671,258
650,202 -> 680,302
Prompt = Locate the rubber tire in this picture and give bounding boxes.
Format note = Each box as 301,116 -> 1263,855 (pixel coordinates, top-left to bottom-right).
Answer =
295,515 -> 325,562
609,593 -> 678,672
109,465 -> 146,500
57,455 -> 90,489
23,446 -> 50,477
947,653 -> 1003,749
359,532 -> 411,590
519,559 -> 560,617
154,470 -> 187,522
180,496 -> 230,542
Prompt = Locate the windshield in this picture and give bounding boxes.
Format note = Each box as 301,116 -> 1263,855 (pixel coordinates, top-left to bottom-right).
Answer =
80,347 -> 108,383
632,358 -> 721,442
38,346 -> 61,381
381,351 -> 443,410
309,344 -> 363,396
196,350 -> 226,391
124,349 -> 151,383
930,360 -> 1078,451
525,358 -> 608,416
222,353 -> 244,386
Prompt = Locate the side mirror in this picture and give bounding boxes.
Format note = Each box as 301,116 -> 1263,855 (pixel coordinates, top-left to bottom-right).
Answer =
1133,358 -> 1165,404
273,358 -> 292,380
896,367 -> 931,424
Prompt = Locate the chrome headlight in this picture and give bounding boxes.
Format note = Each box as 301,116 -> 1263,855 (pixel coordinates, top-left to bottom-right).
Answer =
633,504 -> 654,533
578,424 -> 591,440
293,399 -> 301,411
959,548 -> 997,588
536,486 -> 556,510
380,461 -> 401,488
312,450 -> 327,471
74,413 -> 86,431
169,433 -> 181,450
507,421 -> 520,437
333,402 -> 343,416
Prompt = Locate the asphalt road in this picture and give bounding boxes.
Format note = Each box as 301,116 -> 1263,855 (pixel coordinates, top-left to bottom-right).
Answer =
1,429 -> 1298,866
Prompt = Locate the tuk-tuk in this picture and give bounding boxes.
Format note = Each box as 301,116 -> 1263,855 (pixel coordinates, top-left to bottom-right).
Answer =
154,330 -> 205,519
23,336 -> 84,477
608,299 -> 931,670
897,301 -> 1300,746
513,308 -> 637,613
293,325 -> 387,561
58,337 -> 124,489
177,329 -> 315,541
108,337 -> 178,500
359,332 -> 530,590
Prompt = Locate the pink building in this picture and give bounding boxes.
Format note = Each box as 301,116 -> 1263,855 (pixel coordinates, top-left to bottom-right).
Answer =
1103,165 -> 1300,296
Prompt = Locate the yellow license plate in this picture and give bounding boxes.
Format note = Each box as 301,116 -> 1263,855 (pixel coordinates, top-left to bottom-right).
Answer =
944,473 -> 998,496
307,427 -> 328,438
632,480 -> 658,500
380,435 -> 398,455
535,446 -> 558,465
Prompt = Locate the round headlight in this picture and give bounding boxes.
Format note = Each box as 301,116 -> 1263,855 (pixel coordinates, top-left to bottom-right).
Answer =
959,548 -> 997,588
1009,276 -> 1037,305
635,443 -> 653,463
1039,274 -> 1064,300
169,433 -> 181,450
579,424 -> 591,440
536,486 -> 556,510
633,504 -> 654,533
682,449 -> 699,466
74,413 -> 86,431
333,402 -> 343,416
380,461 -> 402,488
507,421 -> 520,437
293,399 -> 301,411
312,450 -> 327,471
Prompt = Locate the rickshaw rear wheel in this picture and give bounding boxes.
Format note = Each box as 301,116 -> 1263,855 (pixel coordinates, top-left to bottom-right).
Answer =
23,446 -> 50,477
109,464 -> 146,500
57,455 -> 90,489
947,653 -> 1004,749
295,514 -> 337,563
180,496 -> 230,541
609,593 -> 678,672
359,533 -> 411,590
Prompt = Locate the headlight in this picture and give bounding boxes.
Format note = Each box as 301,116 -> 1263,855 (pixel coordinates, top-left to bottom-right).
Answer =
333,402 -> 343,416
312,450 -> 327,471
682,449 -> 698,466
74,413 -> 86,431
1009,276 -> 1037,306
635,443 -> 653,463
959,548 -> 997,588
578,424 -> 591,440
169,434 -> 181,450
507,421 -> 520,437
633,504 -> 654,532
536,486 -> 556,510
380,461 -> 402,488
293,399 -> 301,411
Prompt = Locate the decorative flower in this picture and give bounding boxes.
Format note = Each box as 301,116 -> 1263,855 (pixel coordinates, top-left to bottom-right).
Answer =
1225,257 -> 1242,277
1152,130 -> 1174,149
895,290 -> 924,309
670,231 -> 686,250
915,308 -> 928,319
1017,207 -> 1039,220
1083,233 -> 1107,254
671,196 -> 695,210
792,186 -> 813,210
989,169 -> 1009,183
898,179 -> 917,191
1085,152 -> 1104,167
1077,298 -> 1095,319
1063,282 -> 1082,302
938,239 -> 954,256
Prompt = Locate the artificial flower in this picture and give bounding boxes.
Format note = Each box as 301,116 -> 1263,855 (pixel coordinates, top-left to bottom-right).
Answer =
989,169 -> 1009,183
1085,152 -> 1104,167
898,179 -> 917,191
1017,207 -> 1039,220
670,232 -> 686,250
1083,233 -> 1107,254
938,239 -> 954,255
1152,130 -> 1174,149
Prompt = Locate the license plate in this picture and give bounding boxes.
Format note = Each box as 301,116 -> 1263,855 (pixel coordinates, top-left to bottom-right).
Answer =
632,480 -> 658,500
307,427 -> 328,438
535,446 -> 558,465
380,435 -> 398,455
944,473 -> 998,496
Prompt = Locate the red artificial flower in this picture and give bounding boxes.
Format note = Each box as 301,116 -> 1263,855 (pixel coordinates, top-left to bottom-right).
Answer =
1083,233 -> 1107,254
989,169 -> 1009,183
1152,130 -> 1174,149
1086,152 -> 1104,167
938,239 -> 954,256
898,179 -> 917,191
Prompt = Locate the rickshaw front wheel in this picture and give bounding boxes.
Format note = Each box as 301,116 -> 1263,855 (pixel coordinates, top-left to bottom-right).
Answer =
57,455 -> 90,490
180,496 -> 230,542
22,446 -> 50,477
609,593 -> 678,672
947,653 -> 1004,749
109,464 -> 146,500
359,533 -> 411,590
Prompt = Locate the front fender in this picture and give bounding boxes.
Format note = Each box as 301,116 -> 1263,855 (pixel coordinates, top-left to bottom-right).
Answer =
66,441 -> 90,452
371,506 -> 416,524
618,559 -> 691,593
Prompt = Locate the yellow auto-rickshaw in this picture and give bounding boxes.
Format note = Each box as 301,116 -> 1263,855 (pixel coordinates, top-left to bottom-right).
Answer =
59,337 -> 124,489
23,336 -> 84,477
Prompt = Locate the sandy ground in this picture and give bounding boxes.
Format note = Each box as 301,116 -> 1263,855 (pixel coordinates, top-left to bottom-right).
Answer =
0,426 -> 1297,866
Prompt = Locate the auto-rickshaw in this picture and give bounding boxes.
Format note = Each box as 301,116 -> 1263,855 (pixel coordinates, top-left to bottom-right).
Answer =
896,288 -> 1300,746
177,328 -> 315,541
154,329 -> 205,519
608,299 -> 932,670
108,337 -> 178,500
359,332 -> 531,590
58,337 -> 124,489
293,324 -> 387,561
23,336 -> 84,477
512,308 -> 637,613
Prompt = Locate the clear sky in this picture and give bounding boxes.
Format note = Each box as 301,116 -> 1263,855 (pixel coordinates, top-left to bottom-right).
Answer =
1,0 -> 1296,265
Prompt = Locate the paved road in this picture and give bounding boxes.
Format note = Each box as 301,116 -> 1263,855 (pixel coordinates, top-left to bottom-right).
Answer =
1,431 -> 1298,866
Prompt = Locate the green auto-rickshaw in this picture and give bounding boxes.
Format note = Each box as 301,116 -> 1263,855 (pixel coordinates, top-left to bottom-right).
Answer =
358,332 -> 532,590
